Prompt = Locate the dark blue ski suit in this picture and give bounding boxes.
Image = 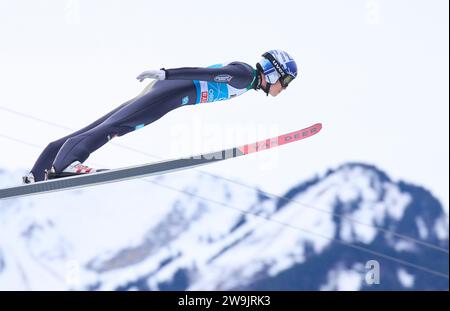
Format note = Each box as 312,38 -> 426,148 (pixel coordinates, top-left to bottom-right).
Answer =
30,62 -> 259,181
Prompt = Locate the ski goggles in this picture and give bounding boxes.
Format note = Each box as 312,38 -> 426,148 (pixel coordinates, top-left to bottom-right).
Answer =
262,52 -> 295,88
279,74 -> 294,88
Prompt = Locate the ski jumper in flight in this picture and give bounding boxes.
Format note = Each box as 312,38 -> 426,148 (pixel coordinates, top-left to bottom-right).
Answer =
23,50 -> 298,183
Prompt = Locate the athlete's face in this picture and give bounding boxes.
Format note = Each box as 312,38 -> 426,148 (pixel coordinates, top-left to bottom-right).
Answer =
260,73 -> 287,97
269,80 -> 285,97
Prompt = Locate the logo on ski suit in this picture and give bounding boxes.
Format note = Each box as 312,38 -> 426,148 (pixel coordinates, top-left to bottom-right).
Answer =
193,63 -> 250,104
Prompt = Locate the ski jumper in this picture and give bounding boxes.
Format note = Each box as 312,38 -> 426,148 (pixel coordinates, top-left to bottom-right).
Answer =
30,62 -> 257,181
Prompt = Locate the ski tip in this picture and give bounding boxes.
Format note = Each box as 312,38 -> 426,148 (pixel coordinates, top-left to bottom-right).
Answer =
310,123 -> 322,134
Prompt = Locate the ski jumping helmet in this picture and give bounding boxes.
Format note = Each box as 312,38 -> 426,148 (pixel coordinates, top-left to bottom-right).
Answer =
256,49 -> 298,95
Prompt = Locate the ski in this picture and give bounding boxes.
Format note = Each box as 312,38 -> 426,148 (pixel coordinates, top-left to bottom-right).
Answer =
0,123 -> 322,200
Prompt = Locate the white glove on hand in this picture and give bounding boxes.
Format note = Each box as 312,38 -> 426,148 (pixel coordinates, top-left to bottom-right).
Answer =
136,69 -> 166,82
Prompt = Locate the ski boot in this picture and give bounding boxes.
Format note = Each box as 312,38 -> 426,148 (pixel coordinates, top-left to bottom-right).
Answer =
22,172 -> 36,184
47,161 -> 107,179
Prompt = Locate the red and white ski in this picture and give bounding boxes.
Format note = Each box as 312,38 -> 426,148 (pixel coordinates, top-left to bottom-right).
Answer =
0,123 -> 322,200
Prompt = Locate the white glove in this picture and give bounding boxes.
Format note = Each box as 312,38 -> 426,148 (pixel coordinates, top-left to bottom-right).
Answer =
136,69 -> 166,82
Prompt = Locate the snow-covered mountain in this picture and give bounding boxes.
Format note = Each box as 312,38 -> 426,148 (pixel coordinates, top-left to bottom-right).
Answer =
0,163 -> 448,290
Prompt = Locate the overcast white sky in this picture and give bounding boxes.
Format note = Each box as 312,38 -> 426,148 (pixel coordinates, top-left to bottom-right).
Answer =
0,0 -> 448,210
